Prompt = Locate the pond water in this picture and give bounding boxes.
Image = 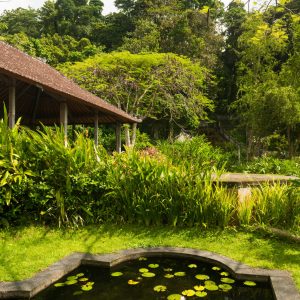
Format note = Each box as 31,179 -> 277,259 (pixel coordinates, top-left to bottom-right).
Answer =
33,256 -> 274,300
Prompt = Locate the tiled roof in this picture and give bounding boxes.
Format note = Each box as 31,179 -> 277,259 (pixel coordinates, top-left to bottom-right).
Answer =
0,41 -> 140,124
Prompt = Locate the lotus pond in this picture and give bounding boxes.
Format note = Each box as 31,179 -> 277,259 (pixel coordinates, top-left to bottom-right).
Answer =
33,257 -> 274,300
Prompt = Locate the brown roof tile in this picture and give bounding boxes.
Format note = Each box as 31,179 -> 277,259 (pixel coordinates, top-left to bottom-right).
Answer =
0,41 -> 141,123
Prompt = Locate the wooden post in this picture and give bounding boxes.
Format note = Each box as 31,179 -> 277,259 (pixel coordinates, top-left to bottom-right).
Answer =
9,78 -> 16,129
60,102 -> 68,146
131,123 -> 137,147
116,123 -> 122,153
94,112 -> 99,146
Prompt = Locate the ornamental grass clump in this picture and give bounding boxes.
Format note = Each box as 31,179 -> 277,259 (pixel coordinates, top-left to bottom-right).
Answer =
252,183 -> 300,230
104,149 -> 237,227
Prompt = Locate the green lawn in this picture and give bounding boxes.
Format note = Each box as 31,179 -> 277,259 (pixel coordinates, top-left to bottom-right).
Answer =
0,225 -> 299,291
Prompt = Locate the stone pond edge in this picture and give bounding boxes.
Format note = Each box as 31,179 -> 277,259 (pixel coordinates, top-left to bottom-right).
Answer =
0,247 -> 299,300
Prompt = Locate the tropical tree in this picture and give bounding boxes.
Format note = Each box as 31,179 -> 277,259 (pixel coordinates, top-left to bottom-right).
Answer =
60,52 -> 213,141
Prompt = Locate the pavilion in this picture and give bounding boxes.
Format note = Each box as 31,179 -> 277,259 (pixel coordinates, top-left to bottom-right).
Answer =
0,41 -> 141,151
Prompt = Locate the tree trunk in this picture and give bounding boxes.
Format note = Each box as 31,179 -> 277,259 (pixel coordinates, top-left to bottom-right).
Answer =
287,126 -> 292,158
168,121 -> 174,142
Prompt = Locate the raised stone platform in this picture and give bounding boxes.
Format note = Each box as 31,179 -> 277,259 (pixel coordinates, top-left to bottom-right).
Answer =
212,173 -> 299,186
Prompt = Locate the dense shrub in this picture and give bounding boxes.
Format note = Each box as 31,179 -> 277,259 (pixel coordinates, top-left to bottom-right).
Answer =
0,115 -> 299,231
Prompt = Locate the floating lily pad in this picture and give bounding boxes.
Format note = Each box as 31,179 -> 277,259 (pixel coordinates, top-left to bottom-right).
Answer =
111,272 -> 123,277
164,274 -> 174,278
167,294 -> 182,300
195,291 -> 208,297
138,257 -> 147,261
79,277 -> 89,282
182,289 -> 195,296
219,284 -> 232,291
142,272 -> 156,278
153,285 -> 167,292
73,291 -> 83,296
128,279 -> 139,285
221,278 -> 235,284
148,264 -> 159,269
205,284 -> 218,291
174,271 -> 186,277
220,271 -> 229,276
81,285 -> 93,291
164,268 -> 173,272
194,285 -> 205,291
76,273 -> 84,277
188,264 -> 197,268
86,282 -> 94,286
195,274 -> 210,280
205,280 -> 216,286
243,281 -> 256,286
139,268 -> 149,273
65,279 -> 77,285
212,266 -> 221,271
67,276 -> 77,281
54,283 -> 65,287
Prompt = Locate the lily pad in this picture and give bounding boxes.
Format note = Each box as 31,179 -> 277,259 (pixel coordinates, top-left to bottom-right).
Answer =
148,264 -> 159,269
205,280 -> 216,286
220,271 -> 229,276
86,281 -> 94,286
212,266 -> 221,271
67,276 -> 78,281
167,294 -> 182,300
195,291 -> 208,297
138,257 -> 147,261
111,272 -> 123,277
195,274 -> 210,280
244,281 -> 256,286
65,279 -> 77,285
164,273 -> 175,278
76,273 -> 84,277
205,284 -> 218,291
174,271 -> 186,277
194,285 -> 205,291
81,285 -> 93,291
128,279 -> 139,285
142,272 -> 156,278
54,283 -> 65,287
139,268 -> 149,273
73,291 -> 83,296
164,268 -> 173,272
182,289 -> 196,296
153,285 -> 167,292
219,284 -> 232,291
79,277 -> 89,282
188,264 -> 197,268
221,278 -> 235,284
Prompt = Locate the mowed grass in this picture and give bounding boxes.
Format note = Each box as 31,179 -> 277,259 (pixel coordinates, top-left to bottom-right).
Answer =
0,225 -> 299,290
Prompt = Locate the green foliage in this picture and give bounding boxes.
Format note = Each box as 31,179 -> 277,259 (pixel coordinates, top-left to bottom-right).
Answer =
60,52 -> 213,129
1,33 -> 103,66
157,136 -> 228,170
233,156 -> 300,176
252,183 -> 300,230
104,149 -> 236,227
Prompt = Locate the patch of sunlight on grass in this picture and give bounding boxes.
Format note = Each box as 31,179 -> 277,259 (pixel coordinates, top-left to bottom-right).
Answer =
0,225 -> 299,290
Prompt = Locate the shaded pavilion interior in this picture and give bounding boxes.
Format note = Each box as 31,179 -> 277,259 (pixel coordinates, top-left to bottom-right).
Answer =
0,41 -> 140,150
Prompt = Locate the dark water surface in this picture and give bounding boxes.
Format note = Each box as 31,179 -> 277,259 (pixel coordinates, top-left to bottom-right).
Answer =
33,257 -> 274,300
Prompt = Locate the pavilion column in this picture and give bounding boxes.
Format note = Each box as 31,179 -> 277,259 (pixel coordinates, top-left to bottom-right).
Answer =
94,112 -> 99,146
60,101 -> 68,146
115,123 -> 122,153
8,78 -> 16,129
